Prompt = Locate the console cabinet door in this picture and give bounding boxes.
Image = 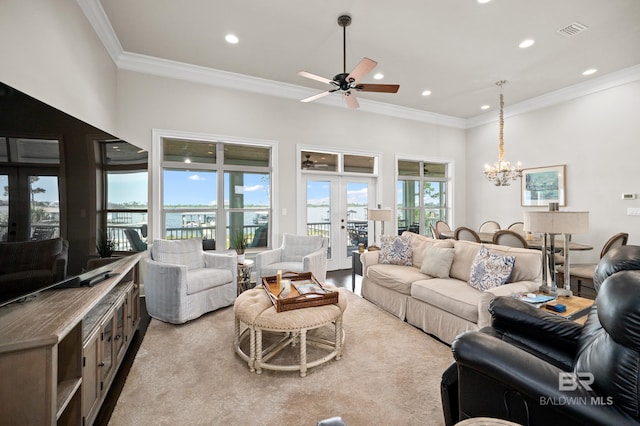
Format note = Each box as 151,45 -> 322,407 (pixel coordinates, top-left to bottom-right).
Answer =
82,328 -> 101,425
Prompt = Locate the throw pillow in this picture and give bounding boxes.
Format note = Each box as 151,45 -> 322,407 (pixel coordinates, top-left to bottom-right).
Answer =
420,245 -> 456,278
468,245 -> 516,291
379,234 -> 413,266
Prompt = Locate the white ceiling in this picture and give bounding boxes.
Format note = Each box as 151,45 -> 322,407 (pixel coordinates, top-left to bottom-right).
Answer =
93,0 -> 640,121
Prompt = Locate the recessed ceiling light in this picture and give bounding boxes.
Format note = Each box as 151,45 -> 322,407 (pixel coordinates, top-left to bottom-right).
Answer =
225,34 -> 239,44
481,105 -> 490,110
421,90 -> 432,97
184,158 -> 191,164
477,0 -> 491,3
519,39 -> 535,49
582,68 -> 597,76
373,73 -> 384,80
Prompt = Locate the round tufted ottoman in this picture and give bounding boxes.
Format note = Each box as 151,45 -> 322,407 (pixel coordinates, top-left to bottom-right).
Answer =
234,286 -> 348,377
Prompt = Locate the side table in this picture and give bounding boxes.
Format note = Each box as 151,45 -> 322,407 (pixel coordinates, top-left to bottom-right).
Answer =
544,294 -> 593,323
237,259 -> 254,295
351,251 -> 364,291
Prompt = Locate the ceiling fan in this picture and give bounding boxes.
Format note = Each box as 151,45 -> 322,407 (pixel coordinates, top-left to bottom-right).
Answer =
297,15 -> 400,109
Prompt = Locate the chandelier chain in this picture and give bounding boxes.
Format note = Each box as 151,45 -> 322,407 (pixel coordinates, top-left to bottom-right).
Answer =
484,80 -> 522,186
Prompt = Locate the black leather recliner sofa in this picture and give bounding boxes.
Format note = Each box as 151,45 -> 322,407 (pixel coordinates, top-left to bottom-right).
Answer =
441,245 -> 640,426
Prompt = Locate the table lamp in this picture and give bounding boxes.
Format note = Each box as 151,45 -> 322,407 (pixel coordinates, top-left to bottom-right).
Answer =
524,210 -> 589,296
367,205 -> 393,251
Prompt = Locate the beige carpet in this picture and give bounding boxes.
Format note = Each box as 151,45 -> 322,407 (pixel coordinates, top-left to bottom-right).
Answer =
109,292 -> 454,426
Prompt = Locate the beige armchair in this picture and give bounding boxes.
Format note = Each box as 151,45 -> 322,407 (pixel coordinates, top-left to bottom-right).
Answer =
255,233 -> 328,285
144,238 -> 237,324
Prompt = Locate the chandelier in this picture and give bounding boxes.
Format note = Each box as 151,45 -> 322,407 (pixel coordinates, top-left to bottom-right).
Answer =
484,80 -> 522,186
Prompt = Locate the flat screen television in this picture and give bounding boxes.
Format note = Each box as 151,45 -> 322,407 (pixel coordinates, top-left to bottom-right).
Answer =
0,268 -> 113,309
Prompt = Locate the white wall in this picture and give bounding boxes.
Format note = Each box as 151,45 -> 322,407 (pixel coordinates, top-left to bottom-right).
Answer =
0,0 -> 118,135
466,81 -> 640,262
114,71 -> 467,242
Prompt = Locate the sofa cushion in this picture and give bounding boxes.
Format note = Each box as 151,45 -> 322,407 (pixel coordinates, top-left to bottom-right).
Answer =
411,278 -> 481,323
282,234 -> 325,262
468,245 -> 516,291
450,240 -> 541,284
420,245 -> 456,278
151,238 -> 205,270
379,234 -> 413,266
485,243 -> 542,283
401,231 -> 454,269
450,240 -> 482,282
367,263 -> 428,295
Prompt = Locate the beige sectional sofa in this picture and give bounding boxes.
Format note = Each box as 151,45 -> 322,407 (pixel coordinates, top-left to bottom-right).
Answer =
360,232 -> 542,344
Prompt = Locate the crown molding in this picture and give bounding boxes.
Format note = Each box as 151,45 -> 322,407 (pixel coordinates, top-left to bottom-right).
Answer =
466,64 -> 640,129
117,52 -> 467,128
80,0 -> 639,131
76,0 -> 123,62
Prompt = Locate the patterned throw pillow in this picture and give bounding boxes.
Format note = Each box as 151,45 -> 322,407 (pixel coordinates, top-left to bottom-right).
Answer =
379,234 -> 413,266
468,245 -> 516,291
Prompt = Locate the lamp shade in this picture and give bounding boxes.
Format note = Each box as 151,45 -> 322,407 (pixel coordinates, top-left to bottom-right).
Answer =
523,211 -> 589,234
368,208 -> 393,221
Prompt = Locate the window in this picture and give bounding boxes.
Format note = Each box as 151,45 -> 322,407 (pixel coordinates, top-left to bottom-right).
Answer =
102,141 -> 148,251
0,137 -> 61,241
300,150 -> 378,174
161,137 -> 272,251
397,160 -> 449,235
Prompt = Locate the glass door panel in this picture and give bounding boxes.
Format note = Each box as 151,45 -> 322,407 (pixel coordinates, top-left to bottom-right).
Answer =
304,177 -> 373,270
346,182 -> 369,257
305,179 -> 333,264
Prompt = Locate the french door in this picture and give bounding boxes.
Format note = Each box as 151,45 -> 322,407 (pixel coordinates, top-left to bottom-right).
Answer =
302,175 -> 375,270
0,167 -> 60,242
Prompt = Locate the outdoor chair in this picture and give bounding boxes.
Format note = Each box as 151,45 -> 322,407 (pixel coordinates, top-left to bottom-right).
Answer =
124,228 -> 148,252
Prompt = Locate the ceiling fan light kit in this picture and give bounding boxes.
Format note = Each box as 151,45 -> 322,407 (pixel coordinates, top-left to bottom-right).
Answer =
297,15 -> 400,109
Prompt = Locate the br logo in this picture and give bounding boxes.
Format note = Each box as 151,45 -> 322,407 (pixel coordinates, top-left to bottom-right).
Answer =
559,372 -> 594,391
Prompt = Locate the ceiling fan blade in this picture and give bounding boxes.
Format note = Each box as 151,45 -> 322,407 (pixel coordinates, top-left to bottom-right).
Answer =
297,71 -> 333,85
300,91 -> 333,103
343,91 -> 360,109
346,57 -> 377,83
354,83 -> 400,93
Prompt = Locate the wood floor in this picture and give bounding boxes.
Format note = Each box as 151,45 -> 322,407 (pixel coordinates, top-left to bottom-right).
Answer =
95,268 -> 360,425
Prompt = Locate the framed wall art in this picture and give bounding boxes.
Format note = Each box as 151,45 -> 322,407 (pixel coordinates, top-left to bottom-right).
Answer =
521,165 -> 566,207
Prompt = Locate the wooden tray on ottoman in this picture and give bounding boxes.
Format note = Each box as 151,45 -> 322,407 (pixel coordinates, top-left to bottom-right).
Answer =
261,272 -> 338,312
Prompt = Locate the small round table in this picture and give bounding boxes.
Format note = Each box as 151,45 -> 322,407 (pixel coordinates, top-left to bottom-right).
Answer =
236,259 -> 254,295
234,286 -> 347,377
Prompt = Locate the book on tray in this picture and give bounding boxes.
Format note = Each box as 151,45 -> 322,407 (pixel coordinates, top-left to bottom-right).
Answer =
516,293 -> 555,304
293,281 -> 327,295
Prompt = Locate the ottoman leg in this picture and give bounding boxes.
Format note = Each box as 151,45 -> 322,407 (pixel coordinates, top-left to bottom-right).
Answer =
255,328 -> 263,374
300,328 -> 307,377
249,327 -> 256,372
234,317 -> 240,348
335,315 -> 343,360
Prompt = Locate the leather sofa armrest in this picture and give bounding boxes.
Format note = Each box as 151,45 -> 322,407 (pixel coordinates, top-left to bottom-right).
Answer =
489,297 -> 583,357
440,361 -> 460,426
452,332 -> 638,425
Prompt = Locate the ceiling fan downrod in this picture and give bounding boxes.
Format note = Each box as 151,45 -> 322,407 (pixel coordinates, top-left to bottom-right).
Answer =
338,15 -> 351,74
